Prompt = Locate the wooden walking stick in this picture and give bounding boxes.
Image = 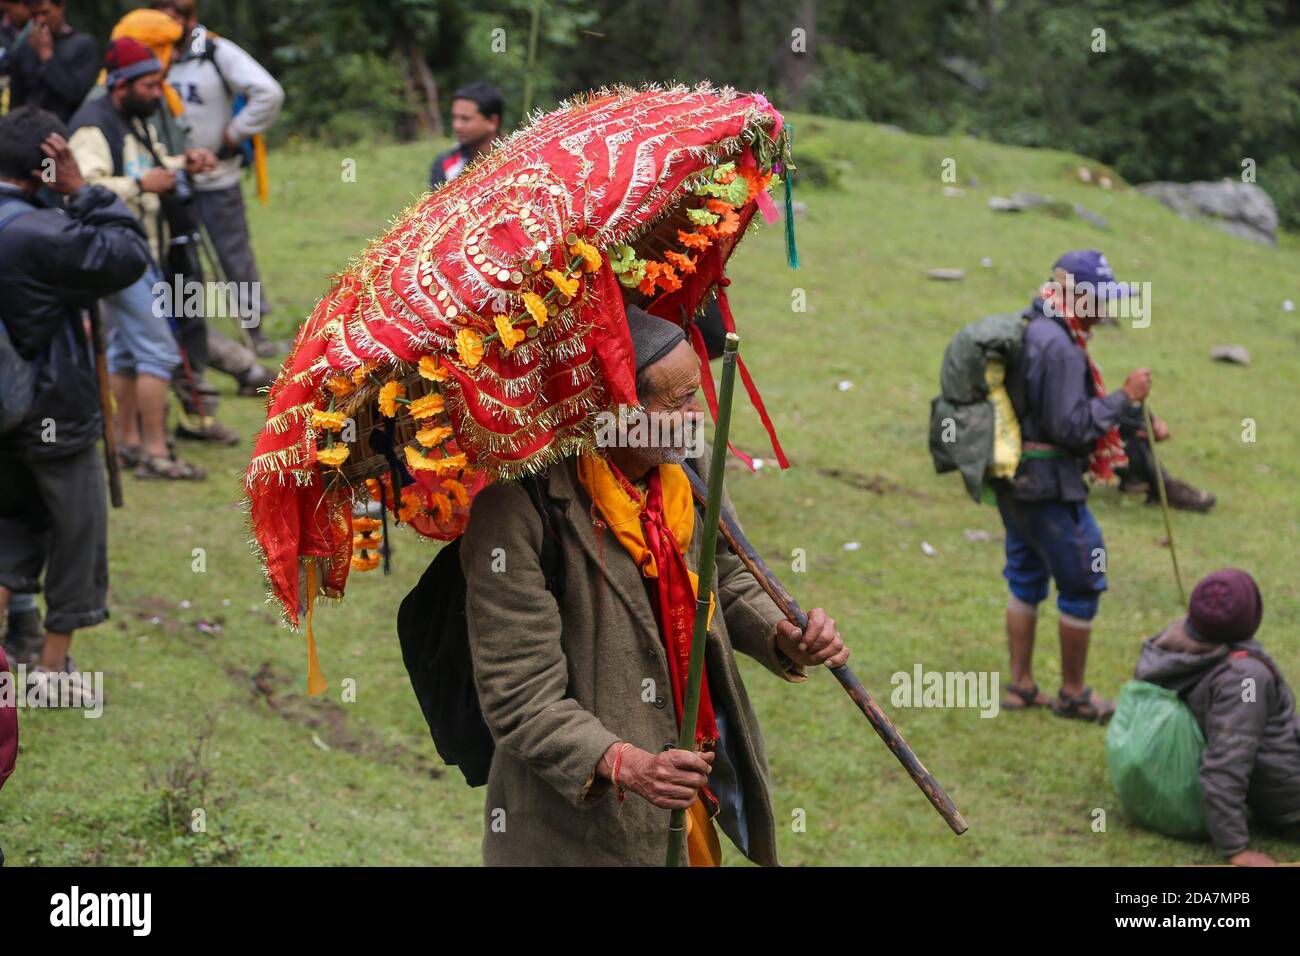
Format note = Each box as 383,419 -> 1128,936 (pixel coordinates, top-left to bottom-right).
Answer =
90,304 -> 123,508
683,467 -> 969,836
1142,400 -> 1187,608
666,332 -> 741,867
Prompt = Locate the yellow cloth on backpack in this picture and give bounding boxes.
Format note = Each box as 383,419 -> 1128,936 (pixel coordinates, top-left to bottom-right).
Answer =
985,358 -> 1021,478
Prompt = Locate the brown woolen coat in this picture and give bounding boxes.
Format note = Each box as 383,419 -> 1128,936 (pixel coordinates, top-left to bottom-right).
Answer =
460,447 -> 804,866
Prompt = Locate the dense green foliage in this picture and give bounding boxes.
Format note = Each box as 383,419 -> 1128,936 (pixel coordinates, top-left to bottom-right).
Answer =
68,1 -> 1300,224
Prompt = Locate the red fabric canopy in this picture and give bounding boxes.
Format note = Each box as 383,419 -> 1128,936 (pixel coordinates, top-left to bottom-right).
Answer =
246,84 -> 790,624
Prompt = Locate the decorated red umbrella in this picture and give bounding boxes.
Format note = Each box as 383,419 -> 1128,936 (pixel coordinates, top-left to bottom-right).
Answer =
245,83 -> 796,688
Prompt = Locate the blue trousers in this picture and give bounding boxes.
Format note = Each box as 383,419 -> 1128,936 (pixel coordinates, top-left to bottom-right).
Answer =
997,495 -> 1107,620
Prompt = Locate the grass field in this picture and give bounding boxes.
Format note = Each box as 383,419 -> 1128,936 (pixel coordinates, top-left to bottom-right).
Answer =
3,114 -> 1297,866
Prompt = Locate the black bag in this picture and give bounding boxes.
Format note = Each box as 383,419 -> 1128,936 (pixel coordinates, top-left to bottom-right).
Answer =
396,473 -> 567,787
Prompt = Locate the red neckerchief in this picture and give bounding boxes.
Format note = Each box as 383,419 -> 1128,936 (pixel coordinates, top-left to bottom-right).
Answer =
607,461 -> 720,752
1041,283 -> 1128,482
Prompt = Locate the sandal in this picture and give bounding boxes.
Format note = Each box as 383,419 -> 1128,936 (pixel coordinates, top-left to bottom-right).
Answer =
135,454 -> 207,481
1002,682 -> 1052,710
1052,686 -> 1115,724
117,445 -> 143,469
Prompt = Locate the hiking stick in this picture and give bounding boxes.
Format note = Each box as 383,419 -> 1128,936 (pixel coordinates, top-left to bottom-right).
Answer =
683,466 -> 969,836
666,332 -> 740,867
1142,401 -> 1187,608
90,305 -> 123,508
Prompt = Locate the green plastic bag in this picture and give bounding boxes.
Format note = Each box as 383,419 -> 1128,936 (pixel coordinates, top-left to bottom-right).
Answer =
1106,680 -> 1208,839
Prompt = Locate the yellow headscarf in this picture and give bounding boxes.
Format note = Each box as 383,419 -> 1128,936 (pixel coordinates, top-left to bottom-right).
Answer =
98,10 -> 186,117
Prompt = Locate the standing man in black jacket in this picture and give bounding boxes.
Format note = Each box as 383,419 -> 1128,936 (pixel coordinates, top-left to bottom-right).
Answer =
6,0 -> 97,122
0,106 -> 150,706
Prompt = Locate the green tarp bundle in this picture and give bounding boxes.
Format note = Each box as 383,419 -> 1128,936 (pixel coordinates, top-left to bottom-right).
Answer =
1107,680 -> 1208,839
929,312 -> 1027,503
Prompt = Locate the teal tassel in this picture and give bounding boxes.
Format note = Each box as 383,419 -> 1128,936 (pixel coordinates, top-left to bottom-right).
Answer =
782,124 -> 799,270
783,169 -> 799,270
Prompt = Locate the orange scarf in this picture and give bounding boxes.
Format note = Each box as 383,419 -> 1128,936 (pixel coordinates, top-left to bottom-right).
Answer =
575,451 -> 721,866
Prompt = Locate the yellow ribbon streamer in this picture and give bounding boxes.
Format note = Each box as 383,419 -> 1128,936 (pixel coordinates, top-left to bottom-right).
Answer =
253,133 -> 269,205
304,562 -> 328,697
685,798 -> 722,866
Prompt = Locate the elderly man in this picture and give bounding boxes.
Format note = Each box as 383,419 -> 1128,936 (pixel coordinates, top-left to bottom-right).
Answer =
997,250 -> 1151,722
460,306 -> 847,866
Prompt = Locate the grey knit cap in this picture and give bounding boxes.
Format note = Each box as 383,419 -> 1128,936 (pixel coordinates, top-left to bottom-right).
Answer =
625,304 -> 686,374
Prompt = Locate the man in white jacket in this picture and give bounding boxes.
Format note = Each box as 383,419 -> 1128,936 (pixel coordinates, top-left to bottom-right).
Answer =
163,0 -> 283,356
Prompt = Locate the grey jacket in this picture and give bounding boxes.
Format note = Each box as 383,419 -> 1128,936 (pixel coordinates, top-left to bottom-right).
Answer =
1004,298 -> 1131,502
1135,621 -> 1300,856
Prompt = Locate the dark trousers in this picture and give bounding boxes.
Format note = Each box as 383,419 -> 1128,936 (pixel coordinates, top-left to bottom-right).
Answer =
0,445 -> 108,633
1116,420 -> 1163,490
192,185 -> 270,327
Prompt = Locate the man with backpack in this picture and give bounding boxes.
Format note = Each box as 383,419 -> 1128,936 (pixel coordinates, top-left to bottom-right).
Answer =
1134,569 -> 1300,865
0,105 -> 151,704
68,36 -> 218,479
163,0 -> 283,358
454,306 -> 847,866
995,250 -> 1151,722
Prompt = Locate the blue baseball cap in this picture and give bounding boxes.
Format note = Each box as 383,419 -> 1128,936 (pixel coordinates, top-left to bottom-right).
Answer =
1052,249 -> 1128,298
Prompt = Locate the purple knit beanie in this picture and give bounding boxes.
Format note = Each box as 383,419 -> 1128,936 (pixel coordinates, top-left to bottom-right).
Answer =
1186,568 -> 1263,644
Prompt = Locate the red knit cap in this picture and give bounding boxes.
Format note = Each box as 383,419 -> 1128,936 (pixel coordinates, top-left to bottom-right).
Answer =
104,36 -> 163,86
1187,568 -> 1264,644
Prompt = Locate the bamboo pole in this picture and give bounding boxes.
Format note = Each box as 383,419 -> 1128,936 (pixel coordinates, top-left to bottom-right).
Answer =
1142,400 -> 1187,608
666,332 -> 740,867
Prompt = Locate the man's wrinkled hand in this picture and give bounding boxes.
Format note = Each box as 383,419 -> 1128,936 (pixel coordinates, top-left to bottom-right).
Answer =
775,607 -> 848,668
620,747 -> 714,810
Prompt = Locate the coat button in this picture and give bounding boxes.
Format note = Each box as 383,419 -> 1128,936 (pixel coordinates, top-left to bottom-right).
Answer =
662,741 -> 675,751
653,696 -> 666,709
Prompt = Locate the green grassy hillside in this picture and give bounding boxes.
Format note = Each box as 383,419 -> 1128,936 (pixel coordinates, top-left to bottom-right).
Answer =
3,115 -> 1296,865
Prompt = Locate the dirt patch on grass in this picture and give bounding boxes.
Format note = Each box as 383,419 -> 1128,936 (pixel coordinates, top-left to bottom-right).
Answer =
816,466 -> 935,500
225,662 -> 443,778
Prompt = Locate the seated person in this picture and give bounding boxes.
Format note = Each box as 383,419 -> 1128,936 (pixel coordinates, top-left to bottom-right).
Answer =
1115,405 -> 1215,512
1135,569 -> 1300,865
